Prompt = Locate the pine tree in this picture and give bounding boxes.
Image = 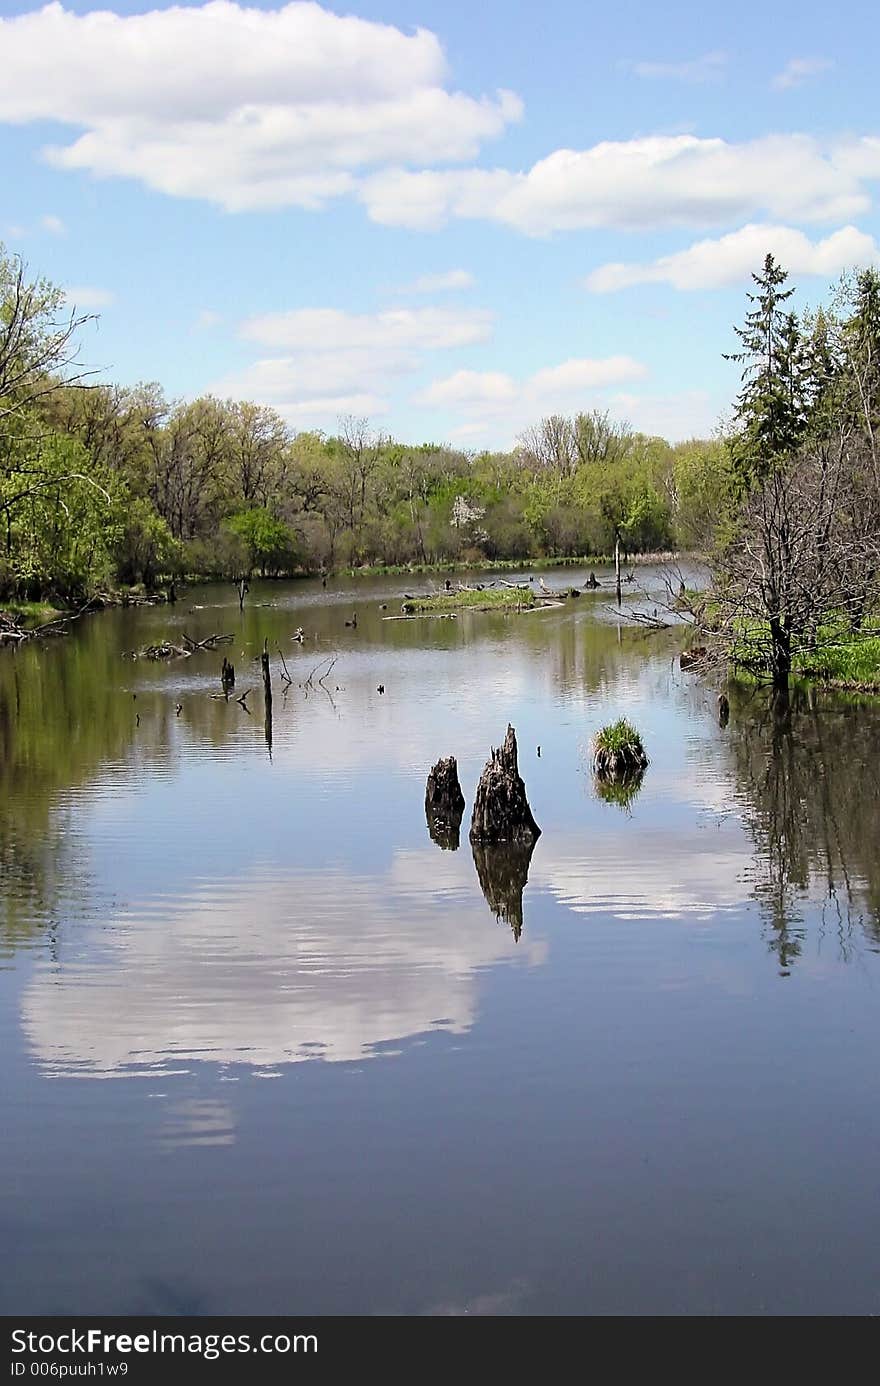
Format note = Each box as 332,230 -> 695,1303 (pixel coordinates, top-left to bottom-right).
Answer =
725,254 -> 806,483
841,268 -> 880,466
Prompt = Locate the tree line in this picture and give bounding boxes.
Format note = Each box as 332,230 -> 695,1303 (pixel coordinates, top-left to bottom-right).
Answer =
3,237 -> 879,671
1,241 -> 727,603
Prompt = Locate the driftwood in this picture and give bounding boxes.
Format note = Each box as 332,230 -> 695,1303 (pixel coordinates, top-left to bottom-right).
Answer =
470,725 -> 541,846
472,837 -> 537,942
139,632 -> 233,660
425,756 -> 465,850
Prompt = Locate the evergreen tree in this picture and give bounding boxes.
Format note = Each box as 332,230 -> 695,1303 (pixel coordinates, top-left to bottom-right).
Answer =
725,254 -> 806,483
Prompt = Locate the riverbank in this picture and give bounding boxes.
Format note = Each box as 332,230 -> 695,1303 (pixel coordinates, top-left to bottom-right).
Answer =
342,551 -> 683,580
728,621 -> 880,693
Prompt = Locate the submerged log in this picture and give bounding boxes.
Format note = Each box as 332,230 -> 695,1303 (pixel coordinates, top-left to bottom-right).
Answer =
472,837 -> 536,942
470,725 -> 541,846
425,756 -> 465,850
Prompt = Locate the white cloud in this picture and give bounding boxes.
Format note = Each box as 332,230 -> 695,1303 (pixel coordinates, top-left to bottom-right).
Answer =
241,305 -> 493,352
585,223 -> 880,292
0,2 -> 520,212
417,355 -> 647,417
629,51 -> 727,83
418,370 -> 518,410
213,305 -> 493,424
607,390 -> 720,441
40,213 -> 65,235
361,133 -> 880,233
194,309 -> 222,331
398,269 -> 476,294
529,356 -> 648,393
64,284 -> 114,309
772,57 -> 834,91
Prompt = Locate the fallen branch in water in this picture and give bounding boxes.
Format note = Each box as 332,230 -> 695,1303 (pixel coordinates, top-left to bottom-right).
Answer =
276,645 -> 293,685
303,652 -> 339,690
137,632 -> 234,660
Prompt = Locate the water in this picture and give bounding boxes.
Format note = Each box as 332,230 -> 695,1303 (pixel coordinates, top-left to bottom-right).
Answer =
3,565 -> 880,1316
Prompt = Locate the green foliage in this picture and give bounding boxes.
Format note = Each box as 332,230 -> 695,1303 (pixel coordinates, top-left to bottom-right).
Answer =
223,507 -> 297,577
592,718 -> 646,756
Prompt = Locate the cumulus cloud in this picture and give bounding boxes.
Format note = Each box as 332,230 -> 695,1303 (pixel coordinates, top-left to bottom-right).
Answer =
40,213 -> 65,235
417,355 -> 647,416
629,51 -> 727,83
585,223 -> 880,292
362,133 -> 880,233
397,269 -> 476,294
63,284 -> 114,309
213,305 -> 494,425
772,56 -> 834,91
241,305 -> 492,352
0,2 -> 521,212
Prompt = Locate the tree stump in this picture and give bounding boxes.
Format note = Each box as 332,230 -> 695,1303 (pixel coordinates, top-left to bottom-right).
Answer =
425,756 -> 465,850
469,725 -> 540,845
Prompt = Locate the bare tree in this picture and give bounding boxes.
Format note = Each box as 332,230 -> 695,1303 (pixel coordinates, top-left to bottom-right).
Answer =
517,415 -> 577,474
0,249 -> 97,424
687,428 -> 880,689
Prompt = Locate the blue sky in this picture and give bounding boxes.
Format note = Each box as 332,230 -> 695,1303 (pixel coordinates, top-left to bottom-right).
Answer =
2,0 -> 879,446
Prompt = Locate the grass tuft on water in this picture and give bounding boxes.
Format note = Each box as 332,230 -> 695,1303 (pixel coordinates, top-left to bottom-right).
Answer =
591,718 -> 649,778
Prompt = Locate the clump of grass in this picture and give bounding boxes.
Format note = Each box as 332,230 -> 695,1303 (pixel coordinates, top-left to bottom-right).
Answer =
0,600 -> 64,628
401,588 -> 536,615
591,718 -> 649,778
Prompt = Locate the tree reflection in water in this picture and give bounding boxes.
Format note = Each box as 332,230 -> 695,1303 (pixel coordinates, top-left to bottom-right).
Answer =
727,683 -> 880,973
425,801 -> 464,852
471,838 -> 537,942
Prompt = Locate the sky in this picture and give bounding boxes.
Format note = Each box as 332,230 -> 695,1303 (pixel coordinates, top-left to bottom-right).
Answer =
2,0 -> 879,448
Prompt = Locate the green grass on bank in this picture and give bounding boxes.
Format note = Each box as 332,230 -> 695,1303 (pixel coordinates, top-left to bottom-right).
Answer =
0,600 -> 64,627
796,634 -> 880,688
400,588 -> 537,615
730,618 -> 880,690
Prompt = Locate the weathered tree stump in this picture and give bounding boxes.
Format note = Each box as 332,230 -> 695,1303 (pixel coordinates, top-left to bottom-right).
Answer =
470,725 -> 540,845
425,756 -> 465,850
472,838 -> 537,942
221,656 -> 235,692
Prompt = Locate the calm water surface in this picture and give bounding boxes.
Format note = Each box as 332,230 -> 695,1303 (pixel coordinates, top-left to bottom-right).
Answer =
3,565 -> 880,1316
